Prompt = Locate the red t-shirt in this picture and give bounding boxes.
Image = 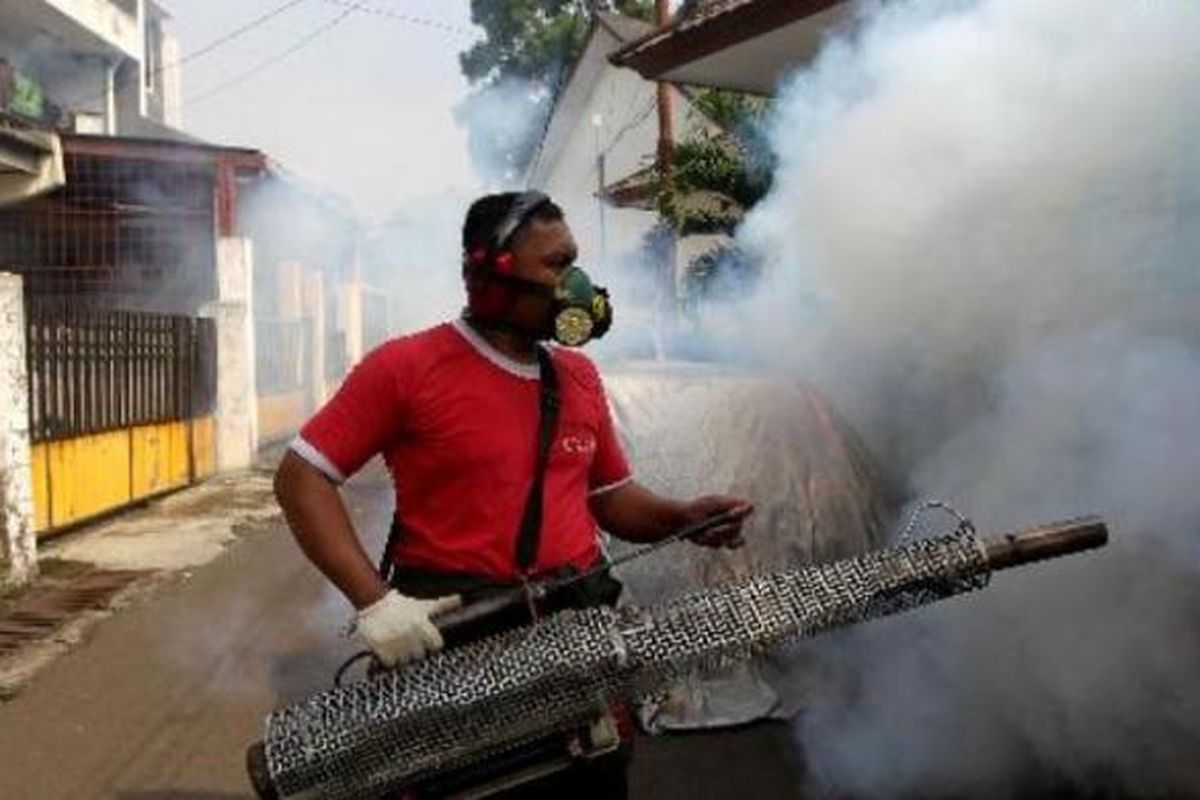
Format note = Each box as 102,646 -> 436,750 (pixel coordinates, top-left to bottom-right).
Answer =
292,319 -> 632,580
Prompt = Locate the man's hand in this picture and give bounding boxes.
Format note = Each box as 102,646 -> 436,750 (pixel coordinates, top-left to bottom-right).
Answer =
590,480 -> 755,546
353,590 -> 462,668
682,495 -> 755,549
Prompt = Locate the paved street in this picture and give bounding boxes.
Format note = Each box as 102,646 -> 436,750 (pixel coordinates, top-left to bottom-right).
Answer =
0,464 -> 802,800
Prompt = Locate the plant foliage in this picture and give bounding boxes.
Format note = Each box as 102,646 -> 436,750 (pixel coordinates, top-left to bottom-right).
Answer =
457,1 -> 655,182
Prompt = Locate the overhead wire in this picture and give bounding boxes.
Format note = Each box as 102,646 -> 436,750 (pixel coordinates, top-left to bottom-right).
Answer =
63,0 -> 310,111
317,0 -> 478,38
186,1 -> 478,108
175,0 -> 310,67
188,9 -> 356,108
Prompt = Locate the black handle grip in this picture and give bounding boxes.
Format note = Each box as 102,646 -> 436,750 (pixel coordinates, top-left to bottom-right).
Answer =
431,589 -> 530,649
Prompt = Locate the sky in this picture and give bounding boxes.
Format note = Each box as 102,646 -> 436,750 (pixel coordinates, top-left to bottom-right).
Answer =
167,0 -> 482,221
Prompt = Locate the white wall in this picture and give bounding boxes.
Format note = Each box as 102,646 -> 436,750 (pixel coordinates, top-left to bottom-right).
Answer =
303,270 -> 328,407
206,237 -> 259,471
337,279 -> 365,368
39,0 -> 142,59
532,27 -> 661,271
530,25 -> 724,286
157,26 -> 182,128
0,273 -> 36,587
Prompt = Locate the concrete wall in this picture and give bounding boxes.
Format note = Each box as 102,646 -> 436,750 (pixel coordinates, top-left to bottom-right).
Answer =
157,26 -> 181,128
276,261 -> 304,319
205,237 -> 258,471
142,4 -> 178,128
38,0 -> 142,59
0,273 -> 36,587
337,279 -> 365,368
304,270 -> 328,407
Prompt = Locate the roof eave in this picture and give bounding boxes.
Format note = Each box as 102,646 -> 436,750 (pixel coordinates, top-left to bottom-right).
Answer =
609,0 -> 846,81
61,133 -> 267,173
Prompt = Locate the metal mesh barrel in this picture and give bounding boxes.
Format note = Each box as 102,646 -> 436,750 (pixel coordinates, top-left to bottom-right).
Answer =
254,518 -> 1105,800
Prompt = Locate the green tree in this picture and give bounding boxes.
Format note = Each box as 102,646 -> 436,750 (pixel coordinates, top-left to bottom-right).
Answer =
663,89 -> 774,302
666,88 -> 774,235
457,1 -> 654,183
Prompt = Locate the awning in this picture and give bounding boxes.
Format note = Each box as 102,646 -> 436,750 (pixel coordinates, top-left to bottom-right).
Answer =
609,0 -> 853,95
0,125 -> 64,207
598,164 -> 657,210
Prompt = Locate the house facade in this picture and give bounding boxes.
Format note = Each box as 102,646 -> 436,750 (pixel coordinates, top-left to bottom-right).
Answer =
525,12 -> 724,310
0,0 -> 181,136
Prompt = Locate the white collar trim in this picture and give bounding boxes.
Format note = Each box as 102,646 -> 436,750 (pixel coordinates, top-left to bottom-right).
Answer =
451,318 -> 541,380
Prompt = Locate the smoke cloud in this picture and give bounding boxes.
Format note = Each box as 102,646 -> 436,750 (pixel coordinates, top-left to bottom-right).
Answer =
703,0 -> 1200,794
456,78 -> 554,186
363,188 -> 477,334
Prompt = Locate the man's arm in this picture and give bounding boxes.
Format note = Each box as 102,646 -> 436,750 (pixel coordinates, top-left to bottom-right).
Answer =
274,450 -> 387,610
275,450 -> 460,667
589,480 -> 753,547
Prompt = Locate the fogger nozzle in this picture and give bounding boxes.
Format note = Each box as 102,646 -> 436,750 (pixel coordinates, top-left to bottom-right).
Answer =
980,515 -> 1107,569
249,516 -> 1107,800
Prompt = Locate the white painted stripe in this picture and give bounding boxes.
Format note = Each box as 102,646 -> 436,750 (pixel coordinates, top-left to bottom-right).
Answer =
451,318 -> 540,380
589,475 -> 633,498
289,436 -> 347,484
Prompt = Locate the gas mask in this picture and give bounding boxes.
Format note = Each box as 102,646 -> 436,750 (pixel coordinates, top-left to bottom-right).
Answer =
472,265 -> 612,347
547,266 -> 612,347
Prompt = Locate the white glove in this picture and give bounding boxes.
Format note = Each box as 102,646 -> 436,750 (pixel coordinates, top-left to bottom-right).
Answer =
353,590 -> 462,668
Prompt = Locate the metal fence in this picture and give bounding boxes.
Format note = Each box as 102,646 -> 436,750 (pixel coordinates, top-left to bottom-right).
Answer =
0,150 -> 216,313
25,301 -> 217,444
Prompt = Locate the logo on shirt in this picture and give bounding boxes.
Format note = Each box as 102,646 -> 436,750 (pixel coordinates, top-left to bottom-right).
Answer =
560,433 -> 597,455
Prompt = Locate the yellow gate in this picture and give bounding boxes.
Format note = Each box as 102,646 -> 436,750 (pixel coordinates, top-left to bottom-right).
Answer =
26,306 -> 218,534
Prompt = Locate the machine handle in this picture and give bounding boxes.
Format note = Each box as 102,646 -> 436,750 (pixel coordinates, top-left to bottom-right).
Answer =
431,590 -> 530,647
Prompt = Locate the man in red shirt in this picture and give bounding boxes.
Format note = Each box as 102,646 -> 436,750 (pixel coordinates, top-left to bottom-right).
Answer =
273,191 -> 752,793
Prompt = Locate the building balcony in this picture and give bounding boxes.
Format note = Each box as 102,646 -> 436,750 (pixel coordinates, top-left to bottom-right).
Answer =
5,0 -> 142,61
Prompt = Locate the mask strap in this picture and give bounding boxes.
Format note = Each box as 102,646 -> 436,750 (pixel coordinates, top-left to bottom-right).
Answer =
484,272 -> 556,298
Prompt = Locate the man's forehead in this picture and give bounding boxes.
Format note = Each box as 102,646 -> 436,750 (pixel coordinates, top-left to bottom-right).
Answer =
516,218 -> 575,252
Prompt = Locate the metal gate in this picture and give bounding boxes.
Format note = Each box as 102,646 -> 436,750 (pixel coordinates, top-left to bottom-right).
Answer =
24,301 -> 218,534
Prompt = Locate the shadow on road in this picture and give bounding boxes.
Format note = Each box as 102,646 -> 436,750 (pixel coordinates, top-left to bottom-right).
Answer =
269,646 -> 356,706
116,793 -> 250,800
631,720 -> 806,799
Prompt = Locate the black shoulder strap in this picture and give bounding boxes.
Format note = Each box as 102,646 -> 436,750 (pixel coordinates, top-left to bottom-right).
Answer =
515,345 -> 561,574
379,517 -> 402,581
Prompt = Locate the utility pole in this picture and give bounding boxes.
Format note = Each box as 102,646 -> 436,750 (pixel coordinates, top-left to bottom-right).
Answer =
655,0 -> 677,310
593,114 -> 608,271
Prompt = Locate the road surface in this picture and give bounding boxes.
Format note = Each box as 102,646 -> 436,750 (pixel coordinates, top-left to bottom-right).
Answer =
0,468 -> 803,799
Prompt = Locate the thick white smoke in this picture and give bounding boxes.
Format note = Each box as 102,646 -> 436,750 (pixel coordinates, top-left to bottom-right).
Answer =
712,0 -> 1200,794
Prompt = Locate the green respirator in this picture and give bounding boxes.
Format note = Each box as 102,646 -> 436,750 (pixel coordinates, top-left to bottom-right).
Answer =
547,266 -> 613,347
468,191 -> 614,347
